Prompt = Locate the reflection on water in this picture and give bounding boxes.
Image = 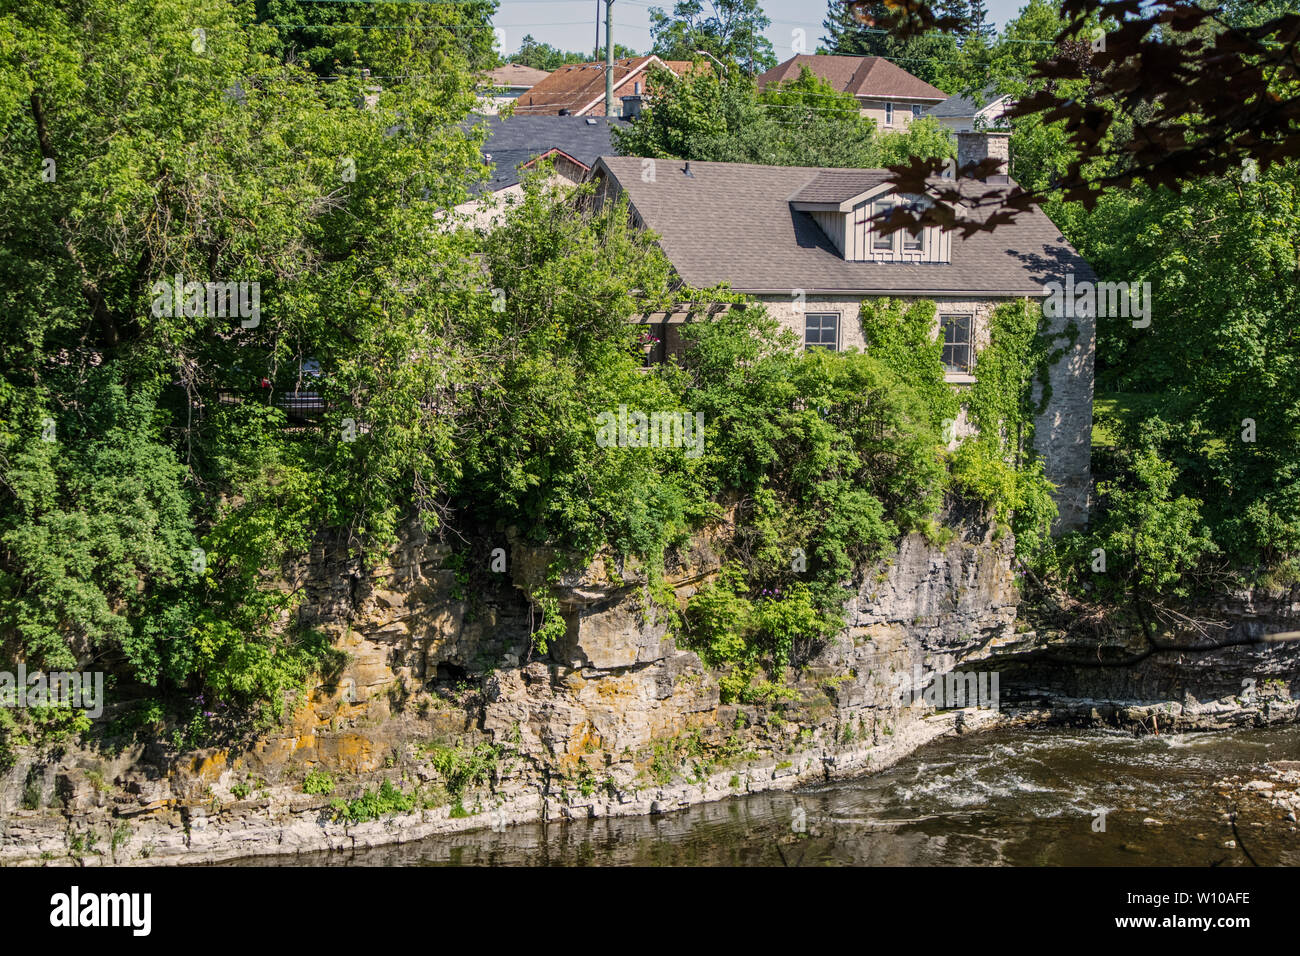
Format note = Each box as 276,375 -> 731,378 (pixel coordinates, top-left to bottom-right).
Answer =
225,725 -> 1300,867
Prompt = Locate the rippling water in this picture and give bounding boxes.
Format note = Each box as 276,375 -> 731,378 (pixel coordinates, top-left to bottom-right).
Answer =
230,725 -> 1300,866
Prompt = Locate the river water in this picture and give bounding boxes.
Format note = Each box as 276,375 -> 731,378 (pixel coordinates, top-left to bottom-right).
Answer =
232,725 -> 1300,866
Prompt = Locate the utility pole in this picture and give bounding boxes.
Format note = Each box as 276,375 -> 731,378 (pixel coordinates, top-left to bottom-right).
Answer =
605,0 -> 615,116
594,0 -> 601,61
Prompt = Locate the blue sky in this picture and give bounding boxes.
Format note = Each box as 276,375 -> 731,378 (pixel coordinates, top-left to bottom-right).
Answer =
492,0 -> 1033,58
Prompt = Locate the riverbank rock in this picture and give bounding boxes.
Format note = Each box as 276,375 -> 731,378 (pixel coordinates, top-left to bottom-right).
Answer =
3,511 -> 1298,865
0,514 -> 1026,865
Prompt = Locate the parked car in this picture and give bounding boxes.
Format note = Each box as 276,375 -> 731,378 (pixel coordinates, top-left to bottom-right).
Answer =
275,357 -> 325,421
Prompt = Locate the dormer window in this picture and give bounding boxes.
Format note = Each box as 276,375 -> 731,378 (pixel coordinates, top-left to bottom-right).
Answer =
872,201 -> 895,250
864,196 -> 940,261
787,172 -> 952,264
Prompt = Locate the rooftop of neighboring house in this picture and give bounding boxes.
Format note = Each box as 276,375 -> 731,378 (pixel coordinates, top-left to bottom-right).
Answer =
513,55 -> 694,115
468,114 -> 625,194
927,84 -> 1011,119
756,54 -> 948,103
590,153 -> 1093,296
485,63 -> 551,90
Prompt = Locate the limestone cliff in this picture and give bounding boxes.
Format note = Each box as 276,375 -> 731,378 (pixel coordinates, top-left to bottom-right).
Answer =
0,517 -> 1022,864
2,514 -> 1296,865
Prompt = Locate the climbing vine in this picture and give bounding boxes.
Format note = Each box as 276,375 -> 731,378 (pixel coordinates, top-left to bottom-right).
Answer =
858,298 -> 960,429
528,590 -> 566,655
951,299 -> 1060,555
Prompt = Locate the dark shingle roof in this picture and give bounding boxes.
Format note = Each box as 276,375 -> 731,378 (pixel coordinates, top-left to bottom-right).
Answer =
471,115 -> 622,193
757,55 -> 947,102
593,156 -> 1093,296
927,85 -> 1006,119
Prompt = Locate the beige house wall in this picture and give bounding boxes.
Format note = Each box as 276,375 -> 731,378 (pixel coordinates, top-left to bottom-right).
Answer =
757,293 -> 995,361
858,97 -> 940,130
935,114 -> 976,133
933,104 -> 1012,135
637,290 -> 1092,530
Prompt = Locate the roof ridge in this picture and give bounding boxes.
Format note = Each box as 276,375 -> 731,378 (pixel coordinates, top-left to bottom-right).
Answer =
598,154 -> 1025,191
601,156 -> 897,176
847,56 -> 880,92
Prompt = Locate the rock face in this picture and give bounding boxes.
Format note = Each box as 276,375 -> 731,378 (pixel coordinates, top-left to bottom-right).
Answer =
993,584 -> 1300,731
0,516 -> 1026,865
2,514 -> 1295,866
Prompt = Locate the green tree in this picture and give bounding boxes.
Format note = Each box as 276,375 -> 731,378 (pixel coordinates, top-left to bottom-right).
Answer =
650,0 -> 775,73
1075,165 -> 1300,566
254,0 -> 500,77
509,35 -> 636,72
0,0 -> 488,719
966,0 -> 994,39
820,0 -> 973,91
822,1 -> 893,57
615,65 -> 924,168
510,34 -> 570,72
988,0 -> 1062,83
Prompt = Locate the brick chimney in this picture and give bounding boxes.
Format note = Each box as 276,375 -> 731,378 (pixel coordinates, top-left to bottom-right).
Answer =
957,131 -> 1010,184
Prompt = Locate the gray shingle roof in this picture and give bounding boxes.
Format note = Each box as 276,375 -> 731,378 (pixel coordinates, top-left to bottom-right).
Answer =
593,156 -> 1093,296
927,85 -> 1006,119
788,170 -> 893,205
471,115 -> 624,194
486,64 -> 550,89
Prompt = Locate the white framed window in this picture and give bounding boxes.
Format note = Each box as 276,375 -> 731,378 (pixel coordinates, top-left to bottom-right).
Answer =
903,225 -> 923,252
872,201 -> 895,251
941,314 -> 973,373
885,102 -> 894,126
804,312 -> 839,351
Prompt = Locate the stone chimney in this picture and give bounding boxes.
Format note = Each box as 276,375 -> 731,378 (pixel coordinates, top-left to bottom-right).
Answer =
956,130 -> 1010,184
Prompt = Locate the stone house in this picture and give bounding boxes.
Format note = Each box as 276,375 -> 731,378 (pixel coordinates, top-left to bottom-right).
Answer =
756,54 -> 948,131
587,131 -> 1095,529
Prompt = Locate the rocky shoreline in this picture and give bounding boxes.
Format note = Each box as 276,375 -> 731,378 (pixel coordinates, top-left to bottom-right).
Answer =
2,519 -> 1297,867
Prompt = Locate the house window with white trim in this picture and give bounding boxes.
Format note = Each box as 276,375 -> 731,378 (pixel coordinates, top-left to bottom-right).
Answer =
805,313 -> 839,351
884,102 -> 894,126
941,314 -> 973,373
903,224 -> 923,252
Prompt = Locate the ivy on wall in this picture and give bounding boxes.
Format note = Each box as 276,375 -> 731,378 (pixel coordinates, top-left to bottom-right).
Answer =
858,296 -> 1062,552
954,299 -> 1062,554
858,298 -> 960,430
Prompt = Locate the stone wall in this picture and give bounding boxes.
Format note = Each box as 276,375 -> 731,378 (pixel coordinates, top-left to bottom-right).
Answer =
992,584 -> 1300,729
757,293 -> 996,359
3,516 -> 1296,865
1032,292 -> 1094,531
759,291 -> 1093,521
